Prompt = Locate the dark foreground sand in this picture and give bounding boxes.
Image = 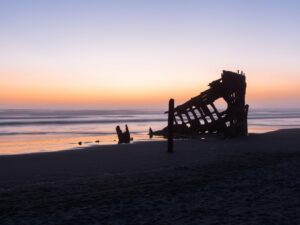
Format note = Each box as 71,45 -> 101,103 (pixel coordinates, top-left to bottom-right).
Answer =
0,129 -> 300,225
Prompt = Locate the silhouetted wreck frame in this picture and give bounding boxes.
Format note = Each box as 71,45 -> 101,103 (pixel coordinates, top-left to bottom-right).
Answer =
152,70 -> 249,138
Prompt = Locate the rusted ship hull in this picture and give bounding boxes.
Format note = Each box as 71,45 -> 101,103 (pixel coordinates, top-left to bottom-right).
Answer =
152,70 -> 249,138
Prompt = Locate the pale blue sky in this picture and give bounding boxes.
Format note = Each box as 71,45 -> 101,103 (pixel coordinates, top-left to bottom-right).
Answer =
0,0 -> 299,108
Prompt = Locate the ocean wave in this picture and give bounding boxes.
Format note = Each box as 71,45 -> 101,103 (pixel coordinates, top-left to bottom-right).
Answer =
248,114 -> 300,119
0,118 -> 166,126
248,123 -> 300,127
0,131 -> 141,136
0,109 -> 163,117
1,116 -> 300,126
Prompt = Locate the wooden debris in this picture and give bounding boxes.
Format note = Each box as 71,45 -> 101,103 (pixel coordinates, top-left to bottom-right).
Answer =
168,99 -> 175,152
152,70 -> 249,138
116,124 -> 131,144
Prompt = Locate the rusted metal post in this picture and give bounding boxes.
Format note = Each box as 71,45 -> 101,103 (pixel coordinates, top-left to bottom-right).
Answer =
168,98 -> 174,153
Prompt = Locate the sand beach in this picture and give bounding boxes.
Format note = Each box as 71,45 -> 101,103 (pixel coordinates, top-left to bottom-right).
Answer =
0,129 -> 299,224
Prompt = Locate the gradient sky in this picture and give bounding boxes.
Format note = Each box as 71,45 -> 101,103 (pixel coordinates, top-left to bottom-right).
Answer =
0,0 -> 299,108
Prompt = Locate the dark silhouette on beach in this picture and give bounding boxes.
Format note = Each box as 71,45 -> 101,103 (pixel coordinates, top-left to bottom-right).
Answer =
149,128 -> 154,139
116,124 -> 131,144
152,70 -> 249,138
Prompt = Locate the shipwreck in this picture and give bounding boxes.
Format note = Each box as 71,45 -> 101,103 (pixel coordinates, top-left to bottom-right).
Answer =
151,70 -> 249,139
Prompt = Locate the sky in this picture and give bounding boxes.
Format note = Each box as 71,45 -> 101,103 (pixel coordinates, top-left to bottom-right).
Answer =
0,0 -> 299,109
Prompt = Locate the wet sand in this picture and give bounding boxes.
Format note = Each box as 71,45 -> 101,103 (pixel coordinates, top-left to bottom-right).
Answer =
0,129 -> 300,224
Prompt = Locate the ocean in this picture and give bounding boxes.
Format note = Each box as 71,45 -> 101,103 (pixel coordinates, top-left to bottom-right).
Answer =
1,108 -> 300,155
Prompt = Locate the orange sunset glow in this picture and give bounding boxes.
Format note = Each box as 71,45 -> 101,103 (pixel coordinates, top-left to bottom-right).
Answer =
1,67 -> 299,108
1,0 -> 300,109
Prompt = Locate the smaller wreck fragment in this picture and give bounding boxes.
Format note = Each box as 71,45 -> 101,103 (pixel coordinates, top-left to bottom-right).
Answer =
116,124 -> 131,144
151,70 -> 249,138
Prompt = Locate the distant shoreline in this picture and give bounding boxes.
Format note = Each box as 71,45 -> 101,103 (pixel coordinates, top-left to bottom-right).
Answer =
0,129 -> 279,157
0,128 -> 295,157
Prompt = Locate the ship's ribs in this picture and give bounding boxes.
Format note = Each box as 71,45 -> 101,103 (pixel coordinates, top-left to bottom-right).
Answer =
152,70 -> 249,138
